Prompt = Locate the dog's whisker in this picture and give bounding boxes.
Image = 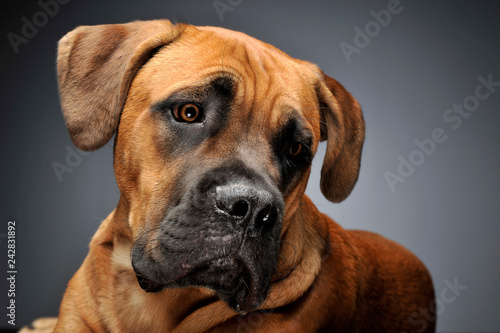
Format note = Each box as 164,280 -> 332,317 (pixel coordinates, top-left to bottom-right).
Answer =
239,277 -> 250,294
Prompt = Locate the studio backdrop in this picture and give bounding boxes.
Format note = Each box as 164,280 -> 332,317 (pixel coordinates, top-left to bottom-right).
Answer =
1,0 -> 499,331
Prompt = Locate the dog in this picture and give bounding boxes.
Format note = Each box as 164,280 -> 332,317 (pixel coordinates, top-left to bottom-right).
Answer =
22,20 -> 435,332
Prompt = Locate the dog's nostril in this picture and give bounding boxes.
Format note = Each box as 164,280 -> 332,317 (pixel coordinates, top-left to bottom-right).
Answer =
255,206 -> 276,226
230,200 -> 250,218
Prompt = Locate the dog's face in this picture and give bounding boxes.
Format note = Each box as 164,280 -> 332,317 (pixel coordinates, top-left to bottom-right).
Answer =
117,27 -> 323,312
57,21 -> 364,313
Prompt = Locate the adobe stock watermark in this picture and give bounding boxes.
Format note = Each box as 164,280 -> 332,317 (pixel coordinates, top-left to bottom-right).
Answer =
7,0 -> 70,54
51,145 -> 91,182
385,73 -> 499,192
402,277 -> 467,333
6,220 -> 17,326
213,0 -> 243,21
339,0 -> 412,64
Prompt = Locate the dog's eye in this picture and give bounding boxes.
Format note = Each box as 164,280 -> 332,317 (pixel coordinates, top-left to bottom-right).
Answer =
289,143 -> 302,157
172,103 -> 201,123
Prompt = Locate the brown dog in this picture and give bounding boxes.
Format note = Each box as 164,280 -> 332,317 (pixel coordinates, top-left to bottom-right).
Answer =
23,20 -> 435,332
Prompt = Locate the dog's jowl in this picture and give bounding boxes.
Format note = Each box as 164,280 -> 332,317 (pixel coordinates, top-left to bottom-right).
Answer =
22,20 -> 435,333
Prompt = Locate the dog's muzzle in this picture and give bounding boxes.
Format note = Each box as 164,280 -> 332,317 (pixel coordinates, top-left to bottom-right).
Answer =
131,166 -> 284,313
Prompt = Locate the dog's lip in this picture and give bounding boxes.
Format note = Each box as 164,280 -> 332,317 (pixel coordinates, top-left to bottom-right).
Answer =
135,254 -> 240,290
187,255 -> 265,313
134,253 -> 266,312
216,266 -> 263,313
136,274 -> 164,292
135,250 -> 274,317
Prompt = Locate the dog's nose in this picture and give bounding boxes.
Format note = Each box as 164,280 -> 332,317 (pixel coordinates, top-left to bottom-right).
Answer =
215,184 -> 278,230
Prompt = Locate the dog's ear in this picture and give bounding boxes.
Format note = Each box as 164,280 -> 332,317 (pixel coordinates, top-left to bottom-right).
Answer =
57,20 -> 184,151
317,72 -> 365,202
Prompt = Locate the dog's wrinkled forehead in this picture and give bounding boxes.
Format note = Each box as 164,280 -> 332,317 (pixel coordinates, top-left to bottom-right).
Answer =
138,25 -> 321,139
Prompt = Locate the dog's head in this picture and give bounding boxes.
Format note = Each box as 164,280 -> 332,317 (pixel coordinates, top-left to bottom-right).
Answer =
57,20 -> 364,313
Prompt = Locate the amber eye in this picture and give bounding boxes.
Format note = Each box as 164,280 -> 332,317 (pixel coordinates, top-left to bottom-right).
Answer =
289,143 -> 302,157
173,103 -> 200,122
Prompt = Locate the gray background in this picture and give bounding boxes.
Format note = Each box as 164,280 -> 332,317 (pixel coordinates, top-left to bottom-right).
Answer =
1,0 -> 499,331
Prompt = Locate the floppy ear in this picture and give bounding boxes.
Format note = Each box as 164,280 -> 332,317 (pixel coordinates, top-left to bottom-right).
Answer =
317,72 -> 365,202
57,20 -> 184,151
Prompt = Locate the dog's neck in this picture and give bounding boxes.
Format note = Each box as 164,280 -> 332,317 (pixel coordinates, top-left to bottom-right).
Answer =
91,195 -> 329,332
